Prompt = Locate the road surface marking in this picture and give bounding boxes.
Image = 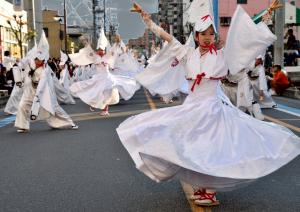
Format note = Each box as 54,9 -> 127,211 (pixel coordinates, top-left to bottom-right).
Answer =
278,118 -> 300,121
71,109 -> 148,122
0,115 -> 15,128
144,89 -> 157,110
264,115 -> 300,133
275,104 -> 300,117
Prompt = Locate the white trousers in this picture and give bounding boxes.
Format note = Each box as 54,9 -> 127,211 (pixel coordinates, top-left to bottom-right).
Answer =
15,84 -> 74,130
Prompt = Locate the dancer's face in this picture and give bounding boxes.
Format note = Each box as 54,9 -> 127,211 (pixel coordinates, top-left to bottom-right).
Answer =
196,26 -> 215,47
34,58 -> 44,68
97,49 -> 105,57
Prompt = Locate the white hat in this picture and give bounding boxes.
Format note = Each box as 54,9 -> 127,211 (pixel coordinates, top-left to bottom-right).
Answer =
59,50 -> 68,65
188,0 -> 216,33
35,30 -> 49,61
97,28 -> 109,50
69,45 -> 98,66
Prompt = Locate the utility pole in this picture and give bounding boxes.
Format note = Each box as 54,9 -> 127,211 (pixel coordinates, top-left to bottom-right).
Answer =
92,0 -> 97,48
0,25 -> 2,63
213,0 -> 219,32
63,0 -> 67,53
274,0 -> 285,66
103,0 -> 106,33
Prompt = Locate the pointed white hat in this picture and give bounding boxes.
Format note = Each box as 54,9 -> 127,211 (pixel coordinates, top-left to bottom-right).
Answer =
188,0 -> 216,33
59,50 -> 68,65
35,30 -> 50,61
97,28 -> 109,50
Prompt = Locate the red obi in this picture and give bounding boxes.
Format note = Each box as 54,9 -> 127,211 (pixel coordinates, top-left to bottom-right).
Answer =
186,73 -> 225,92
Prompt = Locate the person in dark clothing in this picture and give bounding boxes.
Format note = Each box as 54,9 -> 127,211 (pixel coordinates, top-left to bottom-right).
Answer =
0,66 -> 13,94
285,29 -> 297,50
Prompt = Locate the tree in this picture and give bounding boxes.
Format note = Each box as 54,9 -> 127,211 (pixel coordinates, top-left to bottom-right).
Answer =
7,14 -> 36,58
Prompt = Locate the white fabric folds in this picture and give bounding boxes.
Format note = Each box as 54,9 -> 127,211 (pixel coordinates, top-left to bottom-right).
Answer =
225,6 -> 277,75
116,6 -> 300,190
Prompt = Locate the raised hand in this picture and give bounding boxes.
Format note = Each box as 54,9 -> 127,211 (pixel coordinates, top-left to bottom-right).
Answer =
130,2 -> 142,13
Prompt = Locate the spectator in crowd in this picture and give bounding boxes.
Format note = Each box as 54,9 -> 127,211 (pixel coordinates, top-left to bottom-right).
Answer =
270,65 -> 290,95
3,50 -> 15,71
0,66 -> 13,94
285,29 -> 297,50
284,29 -> 298,66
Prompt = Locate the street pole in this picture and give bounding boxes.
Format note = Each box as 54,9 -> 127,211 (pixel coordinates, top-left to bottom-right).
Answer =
0,25 -> 2,63
32,0 -> 37,46
92,0 -> 96,48
19,16 -> 23,58
213,0 -> 219,32
63,0 -> 67,53
103,0 -> 106,33
274,0 -> 285,66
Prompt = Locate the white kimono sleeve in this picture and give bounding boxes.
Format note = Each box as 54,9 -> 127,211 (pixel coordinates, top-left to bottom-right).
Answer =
34,68 -> 56,115
135,38 -> 190,96
225,6 -> 277,75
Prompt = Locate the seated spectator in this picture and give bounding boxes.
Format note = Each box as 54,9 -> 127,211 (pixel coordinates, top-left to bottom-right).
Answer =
270,65 -> 290,95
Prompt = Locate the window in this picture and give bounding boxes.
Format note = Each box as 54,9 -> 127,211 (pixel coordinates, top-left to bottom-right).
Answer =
237,0 -> 247,4
43,27 -> 49,37
220,17 -> 231,26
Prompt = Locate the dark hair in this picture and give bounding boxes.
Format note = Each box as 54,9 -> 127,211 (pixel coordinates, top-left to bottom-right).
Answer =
1,66 -> 7,73
4,51 -> 10,56
288,29 -> 293,34
273,64 -> 281,70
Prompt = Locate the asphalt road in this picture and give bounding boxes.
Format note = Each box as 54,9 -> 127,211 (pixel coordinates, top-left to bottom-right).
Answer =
0,90 -> 299,212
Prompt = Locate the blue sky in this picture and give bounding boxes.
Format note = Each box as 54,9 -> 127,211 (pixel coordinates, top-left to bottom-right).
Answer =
42,0 -> 158,41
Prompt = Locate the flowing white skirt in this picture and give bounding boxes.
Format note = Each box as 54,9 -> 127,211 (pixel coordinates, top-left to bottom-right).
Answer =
70,72 -> 119,109
117,80 -> 300,190
70,72 -> 140,109
53,77 -> 76,105
113,75 -> 141,100
4,85 -> 23,115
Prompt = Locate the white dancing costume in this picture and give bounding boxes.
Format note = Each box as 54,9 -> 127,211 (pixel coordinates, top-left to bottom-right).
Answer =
15,65 -> 75,130
70,54 -> 140,109
116,7 -> 300,190
249,64 -> 276,108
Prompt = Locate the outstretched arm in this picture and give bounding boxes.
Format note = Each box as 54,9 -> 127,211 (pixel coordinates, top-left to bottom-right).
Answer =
132,3 -> 172,43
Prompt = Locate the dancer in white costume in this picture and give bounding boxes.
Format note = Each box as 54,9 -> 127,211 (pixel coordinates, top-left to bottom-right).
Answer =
14,32 -> 78,133
249,56 -> 276,108
59,50 -> 71,90
48,51 -> 76,105
117,1 -> 300,206
4,47 -> 38,115
70,33 -> 140,116
112,47 -> 142,78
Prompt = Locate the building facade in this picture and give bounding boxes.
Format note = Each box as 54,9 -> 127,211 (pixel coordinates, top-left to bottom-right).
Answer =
42,9 -> 64,59
158,0 -> 185,43
0,0 -> 28,62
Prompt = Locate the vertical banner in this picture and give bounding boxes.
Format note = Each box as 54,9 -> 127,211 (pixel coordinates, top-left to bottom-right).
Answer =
13,0 -> 23,12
